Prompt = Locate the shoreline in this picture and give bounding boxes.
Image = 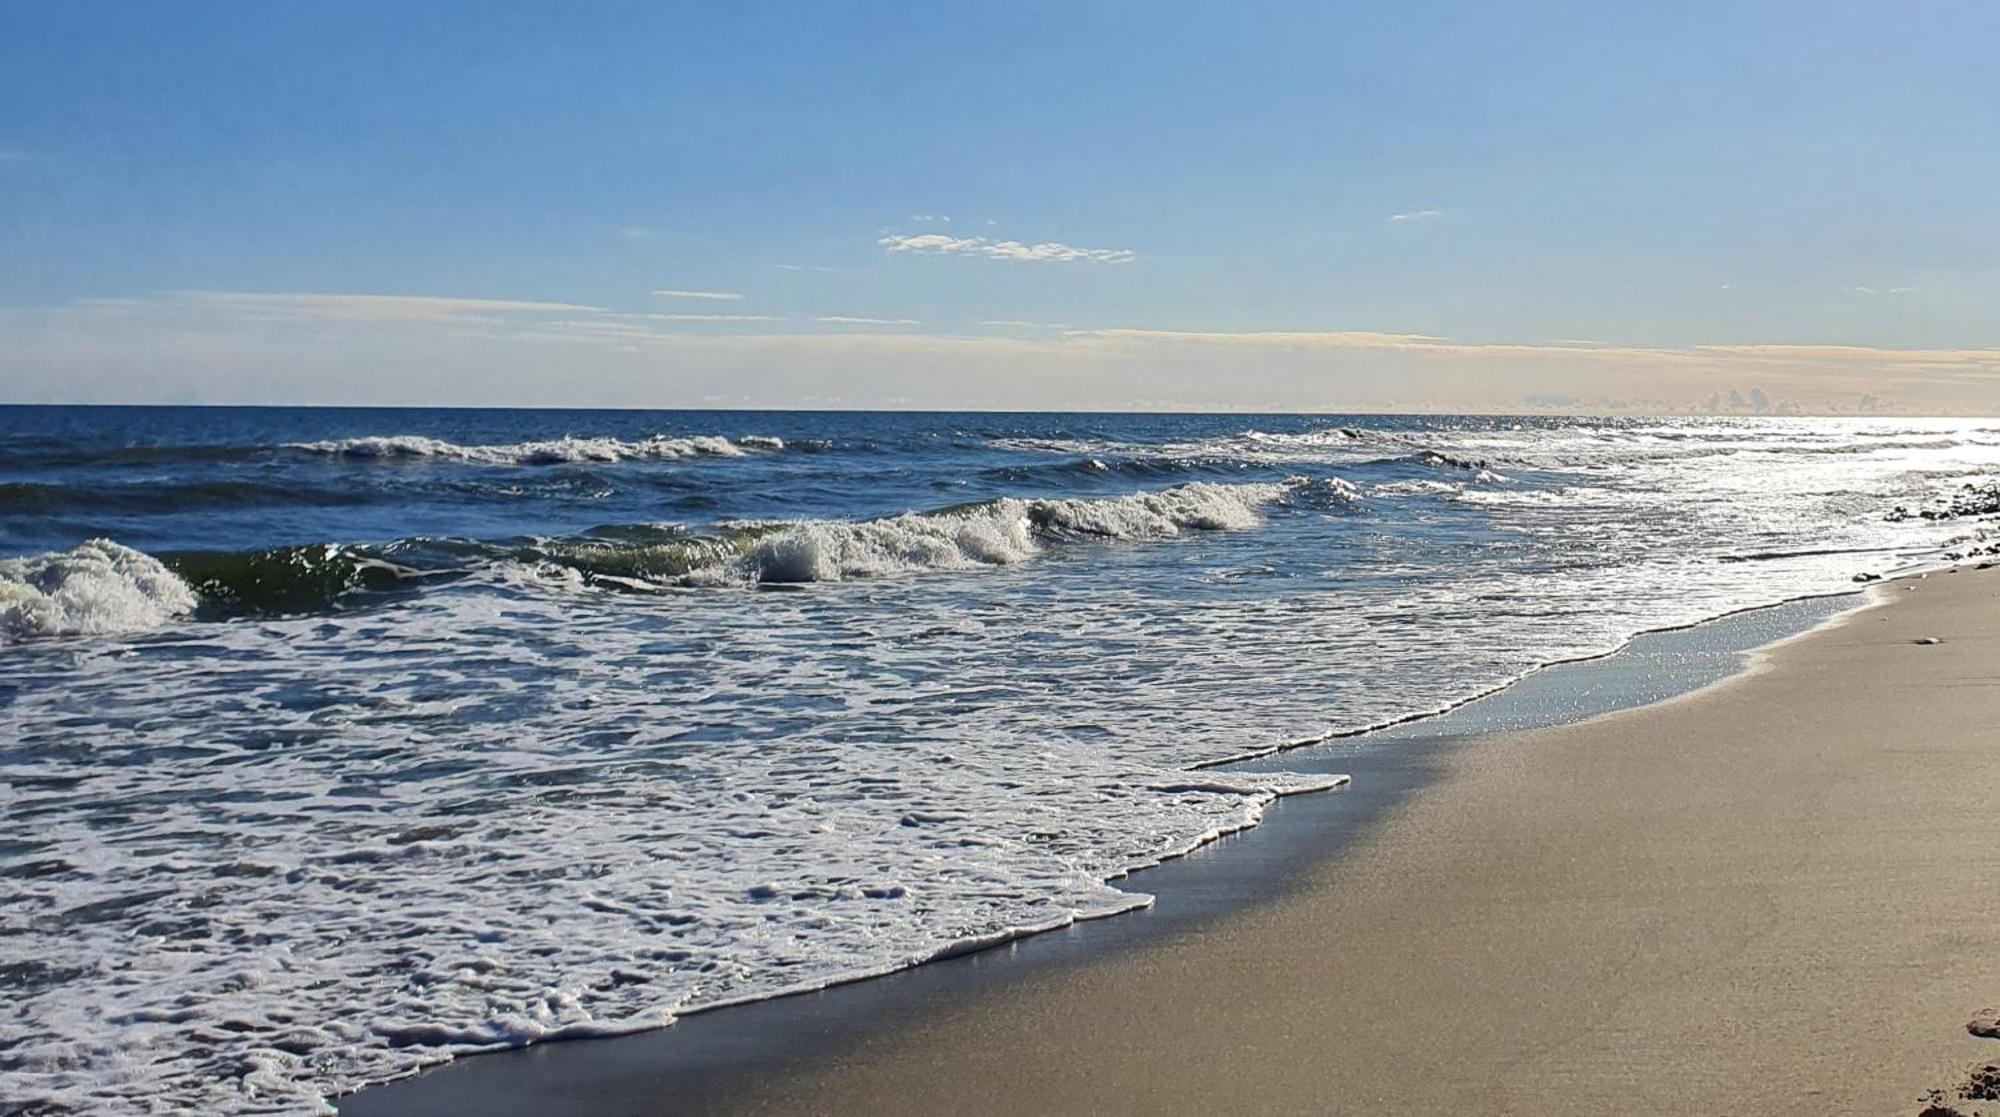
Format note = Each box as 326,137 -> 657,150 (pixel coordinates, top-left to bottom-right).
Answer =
341,590 -> 1870,1115
688,568 -> 2000,1115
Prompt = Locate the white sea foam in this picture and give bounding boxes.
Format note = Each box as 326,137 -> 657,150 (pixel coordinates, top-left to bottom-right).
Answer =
1241,428 -> 1361,448
285,433 -> 776,465
0,581 -> 1346,1113
0,539 -> 197,643
1376,478 -> 1462,496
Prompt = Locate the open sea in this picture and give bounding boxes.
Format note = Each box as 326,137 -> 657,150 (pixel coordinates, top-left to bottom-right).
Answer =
4,406 -> 1998,1113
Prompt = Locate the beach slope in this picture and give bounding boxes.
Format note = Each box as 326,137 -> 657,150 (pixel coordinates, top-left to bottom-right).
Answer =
720,572 -> 2000,1115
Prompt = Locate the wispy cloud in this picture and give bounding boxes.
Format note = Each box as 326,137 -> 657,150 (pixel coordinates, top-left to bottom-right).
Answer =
18,290 -> 2000,415
1078,328 -> 1453,349
907,213 -> 951,223
775,263 -> 838,272
1852,285 -> 1919,295
0,150 -> 26,163
1076,328 -> 2000,379
648,313 -> 785,322
618,227 -> 652,241
1388,209 -> 1444,223
1691,343 -> 2000,374
652,289 -> 743,301
880,233 -> 1135,265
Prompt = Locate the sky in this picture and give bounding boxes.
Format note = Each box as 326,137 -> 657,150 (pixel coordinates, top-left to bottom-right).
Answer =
2,1 -> 1997,413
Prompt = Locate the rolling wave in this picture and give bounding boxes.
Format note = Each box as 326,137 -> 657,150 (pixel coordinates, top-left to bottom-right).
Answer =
282,433 -> 781,464
0,480 -> 1352,639
166,543 -> 465,618
709,479 -> 1316,585
0,433 -> 791,471
540,478 -> 1348,588
977,453 -> 1267,486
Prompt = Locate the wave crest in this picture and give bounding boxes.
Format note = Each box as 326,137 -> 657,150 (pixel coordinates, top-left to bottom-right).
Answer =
726,480 -> 1309,585
283,433 -> 779,465
516,481 -> 1323,589
0,540 -> 198,643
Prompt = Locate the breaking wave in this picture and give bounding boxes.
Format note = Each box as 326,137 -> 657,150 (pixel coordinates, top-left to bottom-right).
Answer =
0,540 -> 198,644
596,478 -> 1336,587
0,481 -> 1349,639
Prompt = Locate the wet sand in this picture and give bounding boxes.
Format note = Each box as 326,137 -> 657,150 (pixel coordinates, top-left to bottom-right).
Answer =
709,571 -> 2000,1115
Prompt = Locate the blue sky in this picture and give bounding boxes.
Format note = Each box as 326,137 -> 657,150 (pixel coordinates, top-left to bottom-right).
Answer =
3,2 -> 1998,411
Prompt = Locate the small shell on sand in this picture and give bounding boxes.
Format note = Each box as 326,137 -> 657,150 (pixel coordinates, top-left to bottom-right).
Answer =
1916,637 -> 1944,645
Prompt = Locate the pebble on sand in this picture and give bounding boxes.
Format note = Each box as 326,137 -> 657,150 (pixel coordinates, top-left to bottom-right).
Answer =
1971,1006 -> 2000,1039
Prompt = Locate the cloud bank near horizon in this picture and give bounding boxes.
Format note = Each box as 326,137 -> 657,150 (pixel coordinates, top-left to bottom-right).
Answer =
5,290 -> 1998,416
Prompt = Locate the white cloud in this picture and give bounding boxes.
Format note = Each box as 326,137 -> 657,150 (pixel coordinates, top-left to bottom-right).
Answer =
879,233 -> 1135,265
1389,209 -> 1444,222
980,319 -> 1073,330
648,313 -> 785,322
907,214 -> 952,223
652,289 -> 743,301
816,315 -> 921,326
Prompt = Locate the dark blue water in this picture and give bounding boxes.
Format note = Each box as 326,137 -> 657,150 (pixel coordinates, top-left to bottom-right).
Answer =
0,404 -> 1517,558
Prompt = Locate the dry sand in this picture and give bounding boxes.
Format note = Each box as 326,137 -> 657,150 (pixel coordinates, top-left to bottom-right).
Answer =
717,571 -> 2000,1116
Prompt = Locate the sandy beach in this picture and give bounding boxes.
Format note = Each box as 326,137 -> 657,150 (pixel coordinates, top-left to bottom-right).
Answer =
15,11 -> 2000,1113
694,570 -> 2000,1116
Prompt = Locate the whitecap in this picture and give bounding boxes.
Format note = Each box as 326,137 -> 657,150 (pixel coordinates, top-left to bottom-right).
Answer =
0,540 -> 197,643
284,434 -> 779,465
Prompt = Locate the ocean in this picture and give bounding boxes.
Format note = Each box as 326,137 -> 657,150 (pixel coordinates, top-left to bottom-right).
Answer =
3,406 -> 1996,1113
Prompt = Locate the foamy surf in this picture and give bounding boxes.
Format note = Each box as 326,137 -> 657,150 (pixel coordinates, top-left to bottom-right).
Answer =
1,585 -> 1347,1113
